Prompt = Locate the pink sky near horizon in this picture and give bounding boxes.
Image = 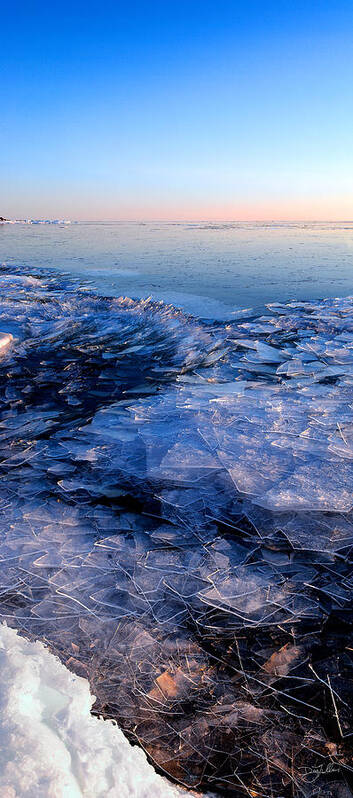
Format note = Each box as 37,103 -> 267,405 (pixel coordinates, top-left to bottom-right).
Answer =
6,195 -> 353,223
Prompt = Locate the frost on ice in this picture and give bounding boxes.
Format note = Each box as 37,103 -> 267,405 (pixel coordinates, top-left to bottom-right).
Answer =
0,265 -> 352,796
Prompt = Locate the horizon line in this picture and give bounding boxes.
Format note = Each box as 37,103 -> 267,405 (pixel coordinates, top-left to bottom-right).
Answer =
4,217 -> 353,224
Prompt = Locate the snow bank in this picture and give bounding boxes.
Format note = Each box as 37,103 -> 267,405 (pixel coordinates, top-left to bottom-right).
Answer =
0,625 -> 202,798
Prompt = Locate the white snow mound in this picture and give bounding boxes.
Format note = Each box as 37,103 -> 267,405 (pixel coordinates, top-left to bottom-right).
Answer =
0,624 -> 202,798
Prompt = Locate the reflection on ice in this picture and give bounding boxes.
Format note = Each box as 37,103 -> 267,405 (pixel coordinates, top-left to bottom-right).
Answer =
0,265 -> 352,796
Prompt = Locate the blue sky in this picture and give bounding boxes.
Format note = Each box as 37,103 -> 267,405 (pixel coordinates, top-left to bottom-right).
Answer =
1,1 -> 353,219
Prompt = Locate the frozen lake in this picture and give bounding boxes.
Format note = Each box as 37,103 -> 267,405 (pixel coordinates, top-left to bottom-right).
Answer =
0,225 -> 353,796
2,220 -> 353,317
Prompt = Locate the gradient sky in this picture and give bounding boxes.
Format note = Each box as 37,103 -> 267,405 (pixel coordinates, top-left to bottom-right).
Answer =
1,0 -> 353,220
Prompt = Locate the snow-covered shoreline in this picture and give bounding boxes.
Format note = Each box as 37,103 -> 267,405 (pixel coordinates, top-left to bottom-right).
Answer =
0,625 -> 211,798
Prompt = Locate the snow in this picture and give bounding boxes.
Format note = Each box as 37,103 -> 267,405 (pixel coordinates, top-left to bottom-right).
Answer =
0,625 -> 205,798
